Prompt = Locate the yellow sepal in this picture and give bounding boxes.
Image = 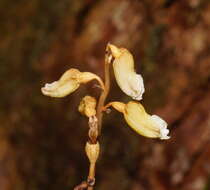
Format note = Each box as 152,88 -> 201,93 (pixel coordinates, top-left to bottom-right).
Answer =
108,44 -> 145,100
41,68 -> 104,98
105,101 -> 170,140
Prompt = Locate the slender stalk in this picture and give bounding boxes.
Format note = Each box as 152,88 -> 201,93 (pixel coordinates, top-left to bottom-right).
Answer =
96,46 -> 111,135
87,185 -> 93,190
87,45 -> 112,190
87,46 -> 112,190
87,163 -> 95,190
89,163 -> 95,179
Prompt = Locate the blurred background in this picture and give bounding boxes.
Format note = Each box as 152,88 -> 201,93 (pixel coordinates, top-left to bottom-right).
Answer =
1,0 -> 210,189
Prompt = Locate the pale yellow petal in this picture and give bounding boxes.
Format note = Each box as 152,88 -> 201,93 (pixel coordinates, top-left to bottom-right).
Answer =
79,72 -> 105,90
106,101 -> 170,139
41,69 -> 81,98
41,80 -> 79,98
41,68 -> 104,98
124,101 -> 170,139
108,44 -> 122,58
108,44 -> 145,100
124,102 -> 160,138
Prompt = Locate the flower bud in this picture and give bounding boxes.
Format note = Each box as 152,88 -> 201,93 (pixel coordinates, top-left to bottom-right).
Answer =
78,96 -> 97,117
85,141 -> 100,164
108,44 -> 145,100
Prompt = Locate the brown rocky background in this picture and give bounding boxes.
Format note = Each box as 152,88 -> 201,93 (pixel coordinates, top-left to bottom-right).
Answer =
0,0 -> 210,189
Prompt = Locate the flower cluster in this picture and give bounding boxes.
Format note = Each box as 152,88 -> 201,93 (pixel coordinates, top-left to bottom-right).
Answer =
41,44 -> 170,140
105,44 -> 170,140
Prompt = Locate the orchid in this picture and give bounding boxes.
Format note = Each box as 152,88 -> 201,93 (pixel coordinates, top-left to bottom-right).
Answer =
41,68 -> 104,98
104,101 -> 170,140
108,44 -> 145,100
41,43 -> 170,189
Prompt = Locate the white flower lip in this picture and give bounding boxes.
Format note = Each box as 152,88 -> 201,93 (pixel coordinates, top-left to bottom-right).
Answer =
41,82 -> 59,96
151,115 -> 170,140
108,44 -> 145,101
43,82 -> 58,91
128,74 -> 145,100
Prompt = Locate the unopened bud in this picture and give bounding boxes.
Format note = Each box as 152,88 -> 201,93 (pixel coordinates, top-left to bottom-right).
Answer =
85,141 -> 100,164
78,96 -> 97,117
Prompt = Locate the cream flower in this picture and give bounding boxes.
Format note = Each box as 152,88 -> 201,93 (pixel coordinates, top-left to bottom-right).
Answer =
108,44 -> 145,100
41,68 -> 104,98
104,101 -> 170,140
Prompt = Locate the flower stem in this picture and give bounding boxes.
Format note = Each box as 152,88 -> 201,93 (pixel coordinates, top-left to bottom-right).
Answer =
96,45 -> 111,135
87,163 -> 95,190
87,185 -> 93,190
86,44 -> 112,190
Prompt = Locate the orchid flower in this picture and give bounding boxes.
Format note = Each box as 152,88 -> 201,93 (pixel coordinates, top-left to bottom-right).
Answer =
104,101 -> 170,140
41,68 -> 104,98
41,43 -> 170,189
108,44 -> 145,100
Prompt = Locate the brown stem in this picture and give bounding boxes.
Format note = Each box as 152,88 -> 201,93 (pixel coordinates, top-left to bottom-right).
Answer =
87,186 -> 93,190
74,181 -> 88,190
86,45 -> 112,189
73,44 -> 113,190
87,163 -> 95,190
96,45 -> 112,135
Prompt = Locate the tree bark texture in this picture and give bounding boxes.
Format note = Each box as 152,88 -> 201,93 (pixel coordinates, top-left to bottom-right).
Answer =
0,0 -> 210,189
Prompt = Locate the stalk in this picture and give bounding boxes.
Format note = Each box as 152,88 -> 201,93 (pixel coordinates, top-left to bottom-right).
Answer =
96,45 -> 112,135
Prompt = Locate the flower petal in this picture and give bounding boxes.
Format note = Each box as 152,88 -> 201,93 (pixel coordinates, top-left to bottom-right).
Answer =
108,44 -> 145,100
124,102 -> 170,139
41,68 -> 104,98
79,72 -> 105,90
105,101 -> 170,140
41,69 -> 81,97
